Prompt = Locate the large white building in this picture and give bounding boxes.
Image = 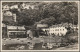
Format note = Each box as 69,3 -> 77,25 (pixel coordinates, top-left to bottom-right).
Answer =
42,23 -> 69,36
49,26 -> 67,36
42,26 -> 67,36
42,23 -> 78,36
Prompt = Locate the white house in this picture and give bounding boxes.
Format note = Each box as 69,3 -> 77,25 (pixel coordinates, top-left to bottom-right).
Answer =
2,5 -> 10,11
3,11 -> 13,16
41,24 -> 68,36
10,5 -> 19,9
49,27 -> 67,36
21,3 -> 36,9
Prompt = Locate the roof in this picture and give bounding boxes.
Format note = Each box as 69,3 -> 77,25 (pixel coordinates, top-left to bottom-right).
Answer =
7,26 -> 25,30
50,23 -> 77,28
37,24 -> 48,28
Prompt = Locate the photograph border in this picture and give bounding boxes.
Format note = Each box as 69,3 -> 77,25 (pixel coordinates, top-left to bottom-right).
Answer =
0,0 -> 80,52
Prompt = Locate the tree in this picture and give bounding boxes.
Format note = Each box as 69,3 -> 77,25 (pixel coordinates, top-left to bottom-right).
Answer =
2,2 -> 78,26
39,17 -> 56,26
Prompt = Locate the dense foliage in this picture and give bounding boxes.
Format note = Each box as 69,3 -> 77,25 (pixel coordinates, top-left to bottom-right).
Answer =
2,2 -> 78,26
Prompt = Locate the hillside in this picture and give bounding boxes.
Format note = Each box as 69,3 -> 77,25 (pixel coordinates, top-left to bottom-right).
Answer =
2,2 -> 78,26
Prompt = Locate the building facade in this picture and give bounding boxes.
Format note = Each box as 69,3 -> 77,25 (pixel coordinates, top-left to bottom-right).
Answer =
21,3 -> 38,9
7,26 -> 26,38
42,23 -> 78,36
49,26 -> 67,36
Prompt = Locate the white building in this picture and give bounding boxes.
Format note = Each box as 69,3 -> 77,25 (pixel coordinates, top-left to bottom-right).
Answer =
42,24 -> 68,36
49,27 -> 67,36
2,5 -> 10,11
3,11 -> 13,16
21,3 -> 36,9
37,24 -> 48,28
13,14 -> 17,22
43,23 -> 78,36
10,5 -> 18,9
7,26 -> 26,38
